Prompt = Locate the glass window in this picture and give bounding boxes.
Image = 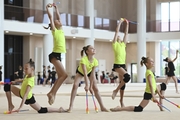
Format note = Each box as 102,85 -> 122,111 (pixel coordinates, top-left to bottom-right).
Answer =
61,13 -> 66,26
161,2 -> 169,31
160,41 -> 180,77
161,2 -> 180,31
95,18 -> 102,28
8,0 -> 13,4
67,14 -> 71,26
170,2 -> 180,31
78,15 -> 84,27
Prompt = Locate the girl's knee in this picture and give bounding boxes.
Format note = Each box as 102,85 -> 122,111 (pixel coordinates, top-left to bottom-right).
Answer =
93,86 -> 99,93
4,84 -> 11,92
72,83 -> 79,90
38,107 -> 48,113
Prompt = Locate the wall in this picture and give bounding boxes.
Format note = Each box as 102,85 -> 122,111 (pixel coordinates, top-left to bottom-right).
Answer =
22,33 -> 161,83
23,35 -> 43,65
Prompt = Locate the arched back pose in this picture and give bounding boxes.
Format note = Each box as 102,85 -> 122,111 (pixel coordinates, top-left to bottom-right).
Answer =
45,3 -> 68,105
67,45 -> 108,112
111,18 -> 130,107
110,57 -> 165,112
163,50 -> 179,93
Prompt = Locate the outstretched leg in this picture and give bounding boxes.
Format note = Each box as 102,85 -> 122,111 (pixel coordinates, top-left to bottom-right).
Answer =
47,58 -> 68,105
165,77 -> 171,84
30,102 -> 66,113
172,76 -> 179,93
110,99 -> 149,112
92,79 -> 109,112
67,74 -> 82,112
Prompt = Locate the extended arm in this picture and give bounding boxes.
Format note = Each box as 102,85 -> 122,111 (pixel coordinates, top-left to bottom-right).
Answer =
54,5 -> 62,26
172,50 -> 179,62
123,19 -> 129,44
112,18 -> 123,43
147,75 -> 157,102
46,4 -> 55,30
16,86 -> 31,112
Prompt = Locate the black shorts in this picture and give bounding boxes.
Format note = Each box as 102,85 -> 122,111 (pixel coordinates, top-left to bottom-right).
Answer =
160,82 -> 167,91
112,64 -> 127,71
20,94 -> 36,105
167,71 -> 175,77
143,92 -> 152,100
76,67 -> 91,77
49,52 -> 61,63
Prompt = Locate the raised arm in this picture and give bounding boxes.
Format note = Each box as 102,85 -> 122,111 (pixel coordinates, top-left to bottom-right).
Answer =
112,18 -> 123,43
123,19 -> 129,44
46,4 -> 55,31
172,50 -> 179,62
53,4 -> 62,26
15,86 -> 31,112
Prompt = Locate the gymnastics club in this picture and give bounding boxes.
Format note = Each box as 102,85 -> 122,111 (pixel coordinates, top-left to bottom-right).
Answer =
0,81 -> 11,85
92,94 -> 98,113
156,101 -> 171,112
4,109 -> 29,114
52,2 -> 60,6
86,91 -> 89,114
121,18 -> 138,24
48,2 -> 60,7
165,98 -> 180,108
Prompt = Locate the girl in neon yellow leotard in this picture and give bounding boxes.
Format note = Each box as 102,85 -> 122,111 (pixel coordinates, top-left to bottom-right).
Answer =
45,3 -> 68,105
110,57 -> 165,112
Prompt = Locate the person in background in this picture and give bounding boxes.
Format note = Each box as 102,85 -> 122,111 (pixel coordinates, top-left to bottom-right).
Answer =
163,50 -> 179,94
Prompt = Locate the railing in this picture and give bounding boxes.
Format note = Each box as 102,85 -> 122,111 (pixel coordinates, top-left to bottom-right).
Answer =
4,5 -> 180,33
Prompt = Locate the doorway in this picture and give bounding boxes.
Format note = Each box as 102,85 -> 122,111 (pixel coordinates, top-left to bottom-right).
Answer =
4,35 -> 23,79
131,63 -> 137,83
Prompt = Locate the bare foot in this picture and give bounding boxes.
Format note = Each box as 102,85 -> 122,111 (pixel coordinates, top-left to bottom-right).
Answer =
112,90 -> 117,100
47,93 -> 55,105
66,107 -> 72,113
101,108 -> 109,112
110,106 -> 121,112
8,104 -> 15,111
59,107 -> 67,113
158,104 -> 164,111
176,91 -> 179,94
159,106 -> 164,111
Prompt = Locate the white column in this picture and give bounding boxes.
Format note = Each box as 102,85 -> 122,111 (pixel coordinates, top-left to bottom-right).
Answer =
43,34 -> 53,67
155,42 -> 160,76
84,0 -> 94,46
43,0 -> 54,67
137,0 -> 146,83
0,0 -> 4,81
